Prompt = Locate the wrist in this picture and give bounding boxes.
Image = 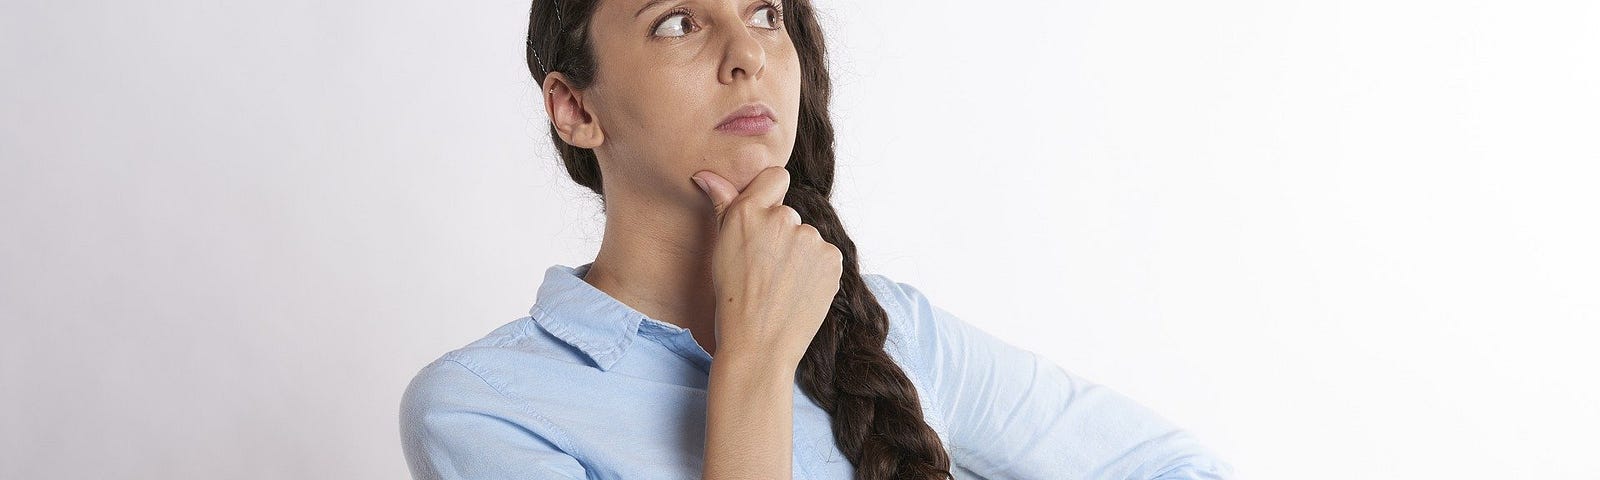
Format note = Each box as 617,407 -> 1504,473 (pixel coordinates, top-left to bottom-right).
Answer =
710,348 -> 798,384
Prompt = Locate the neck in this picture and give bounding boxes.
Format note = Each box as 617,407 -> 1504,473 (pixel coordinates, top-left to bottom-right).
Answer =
580,185 -> 721,355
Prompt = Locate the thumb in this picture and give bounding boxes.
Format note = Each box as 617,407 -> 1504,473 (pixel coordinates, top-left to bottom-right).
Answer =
691,170 -> 739,221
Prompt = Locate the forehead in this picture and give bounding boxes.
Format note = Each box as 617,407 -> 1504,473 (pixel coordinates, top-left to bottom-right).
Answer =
594,0 -> 753,21
586,0 -> 653,28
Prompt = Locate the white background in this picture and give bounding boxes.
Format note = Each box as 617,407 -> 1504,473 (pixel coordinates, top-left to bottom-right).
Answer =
3,0 -> 1596,478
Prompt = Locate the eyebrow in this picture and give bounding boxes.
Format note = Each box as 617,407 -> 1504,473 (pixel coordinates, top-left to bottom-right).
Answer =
635,0 -> 672,18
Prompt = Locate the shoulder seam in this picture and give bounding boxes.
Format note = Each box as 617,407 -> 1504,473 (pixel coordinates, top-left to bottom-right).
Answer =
439,358 -> 591,466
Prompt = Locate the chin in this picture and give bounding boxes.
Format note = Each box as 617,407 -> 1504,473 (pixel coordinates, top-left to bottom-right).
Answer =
719,144 -> 783,185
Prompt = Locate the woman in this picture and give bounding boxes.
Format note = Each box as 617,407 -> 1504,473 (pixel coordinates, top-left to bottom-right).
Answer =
400,0 -> 1234,478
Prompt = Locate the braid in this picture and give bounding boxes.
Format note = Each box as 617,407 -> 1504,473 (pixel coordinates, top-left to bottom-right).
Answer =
787,185 -> 954,479
782,2 -> 952,474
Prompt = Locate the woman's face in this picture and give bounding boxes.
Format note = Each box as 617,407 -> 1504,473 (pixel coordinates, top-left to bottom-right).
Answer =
553,0 -> 802,207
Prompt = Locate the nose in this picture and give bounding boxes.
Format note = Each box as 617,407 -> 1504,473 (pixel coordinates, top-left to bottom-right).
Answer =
717,25 -> 766,85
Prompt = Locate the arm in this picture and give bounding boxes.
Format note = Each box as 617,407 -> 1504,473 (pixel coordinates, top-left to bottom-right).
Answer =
691,167 -> 838,479
399,359 -> 587,480
879,277 -> 1234,480
701,349 -> 796,480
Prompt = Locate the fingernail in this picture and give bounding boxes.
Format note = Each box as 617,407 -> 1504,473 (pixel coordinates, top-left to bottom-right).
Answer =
691,175 -> 708,193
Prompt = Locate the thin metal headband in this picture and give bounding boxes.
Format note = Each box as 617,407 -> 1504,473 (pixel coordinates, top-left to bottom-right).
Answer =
528,0 -> 563,79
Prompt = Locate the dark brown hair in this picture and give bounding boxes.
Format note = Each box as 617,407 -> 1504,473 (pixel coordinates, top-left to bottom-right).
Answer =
526,1 -> 953,477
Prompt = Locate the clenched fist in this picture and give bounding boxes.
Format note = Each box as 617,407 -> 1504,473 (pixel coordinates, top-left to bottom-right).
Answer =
691,166 -> 843,369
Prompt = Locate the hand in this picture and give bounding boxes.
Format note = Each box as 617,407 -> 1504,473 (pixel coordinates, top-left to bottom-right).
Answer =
691,166 -> 843,369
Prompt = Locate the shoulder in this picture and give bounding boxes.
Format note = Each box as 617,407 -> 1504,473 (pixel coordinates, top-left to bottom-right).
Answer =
400,320 -> 524,416
400,315 -> 588,414
857,273 -> 942,384
398,316 -> 595,450
399,319 -> 596,477
860,272 -> 910,314
859,272 -> 960,445
860,272 -> 939,351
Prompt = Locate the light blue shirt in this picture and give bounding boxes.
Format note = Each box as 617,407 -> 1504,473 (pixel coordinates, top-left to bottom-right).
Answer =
400,263 -> 1233,479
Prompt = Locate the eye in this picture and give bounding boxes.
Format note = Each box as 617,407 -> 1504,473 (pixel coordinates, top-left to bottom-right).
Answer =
748,4 -> 781,29
652,11 -> 696,37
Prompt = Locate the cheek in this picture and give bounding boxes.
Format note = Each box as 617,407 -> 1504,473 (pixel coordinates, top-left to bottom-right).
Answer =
614,76 -> 708,139
779,53 -> 803,140
772,45 -> 802,110
609,77 -> 718,176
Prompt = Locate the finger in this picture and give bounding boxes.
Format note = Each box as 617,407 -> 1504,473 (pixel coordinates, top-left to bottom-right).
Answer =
692,170 -> 740,221
737,166 -> 791,209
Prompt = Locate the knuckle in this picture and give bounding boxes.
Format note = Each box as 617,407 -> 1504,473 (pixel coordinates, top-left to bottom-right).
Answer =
726,202 -> 753,223
765,208 -> 790,226
730,199 -> 757,216
778,206 -> 801,224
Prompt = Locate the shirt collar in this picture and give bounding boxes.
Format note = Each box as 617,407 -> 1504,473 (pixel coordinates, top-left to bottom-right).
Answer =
529,262 -> 653,371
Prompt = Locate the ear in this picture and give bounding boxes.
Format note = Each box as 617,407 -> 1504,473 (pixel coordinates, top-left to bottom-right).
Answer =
543,73 -> 604,149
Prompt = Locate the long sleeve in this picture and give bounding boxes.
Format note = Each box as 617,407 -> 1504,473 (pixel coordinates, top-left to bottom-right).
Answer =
875,277 -> 1234,480
399,358 -> 588,480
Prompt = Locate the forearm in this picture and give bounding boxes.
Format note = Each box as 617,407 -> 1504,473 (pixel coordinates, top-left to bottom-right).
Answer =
701,350 -> 796,480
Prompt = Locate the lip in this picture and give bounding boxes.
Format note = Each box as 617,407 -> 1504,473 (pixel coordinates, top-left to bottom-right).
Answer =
714,102 -> 777,136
